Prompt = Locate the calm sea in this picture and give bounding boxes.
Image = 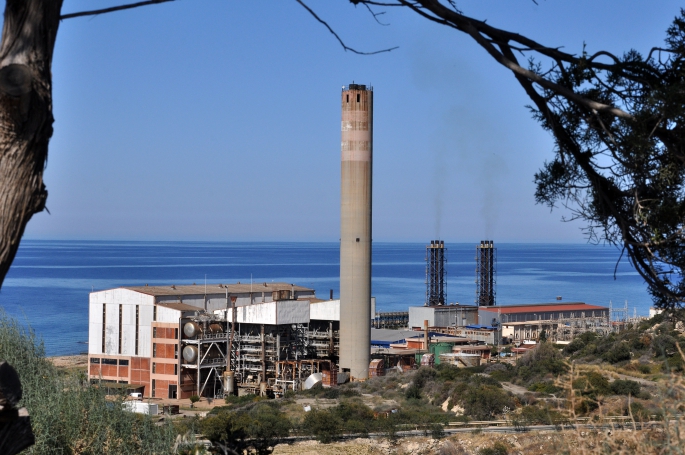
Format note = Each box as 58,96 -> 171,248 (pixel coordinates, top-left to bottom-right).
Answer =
0,240 -> 653,356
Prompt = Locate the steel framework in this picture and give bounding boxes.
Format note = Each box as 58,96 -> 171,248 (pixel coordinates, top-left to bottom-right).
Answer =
426,240 -> 446,306
475,240 -> 496,306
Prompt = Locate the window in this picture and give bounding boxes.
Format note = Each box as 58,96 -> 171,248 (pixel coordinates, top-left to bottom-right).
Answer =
153,343 -> 157,357
174,364 -> 178,375
151,379 -> 156,398
102,304 -> 106,353
153,327 -> 157,338
174,344 -> 178,360
101,358 -> 117,365
135,305 -> 139,355
90,358 -> 100,364
346,94 -> 349,103
152,363 -> 156,374
118,304 -> 123,355
357,93 -> 360,102
174,328 -> 179,339
119,359 -> 129,366
153,306 -> 157,322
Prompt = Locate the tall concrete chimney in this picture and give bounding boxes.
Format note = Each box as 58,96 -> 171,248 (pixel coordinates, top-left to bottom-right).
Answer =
339,83 -> 373,380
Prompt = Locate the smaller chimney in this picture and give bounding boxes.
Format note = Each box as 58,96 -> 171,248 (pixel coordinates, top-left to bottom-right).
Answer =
424,320 -> 429,351
330,289 -> 334,300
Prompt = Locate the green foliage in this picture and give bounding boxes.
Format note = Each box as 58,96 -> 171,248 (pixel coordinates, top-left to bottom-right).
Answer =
0,310 -> 175,454
527,381 -> 561,394
574,399 -> 599,416
429,423 -> 445,439
201,401 -> 290,454
478,442 -> 509,455
515,342 -> 568,383
573,371 -> 611,397
602,343 -> 632,364
610,379 -> 641,396
224,393 -> 263,407
189,395 -> 200,408
302,409 -> 342,443
518,405 -> 566,425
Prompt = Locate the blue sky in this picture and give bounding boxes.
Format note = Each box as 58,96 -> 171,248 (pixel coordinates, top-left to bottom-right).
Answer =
21,0 -> 684,242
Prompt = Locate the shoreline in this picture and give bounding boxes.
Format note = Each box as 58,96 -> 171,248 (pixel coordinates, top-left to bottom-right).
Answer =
48,354 -> 88,369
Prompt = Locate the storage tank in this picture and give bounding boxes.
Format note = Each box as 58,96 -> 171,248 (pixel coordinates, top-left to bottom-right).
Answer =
430,342 -> 454,365
183,322 -> 202,338
182,345 -> 199,363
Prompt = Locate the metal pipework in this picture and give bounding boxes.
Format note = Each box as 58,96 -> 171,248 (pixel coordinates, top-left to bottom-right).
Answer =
339,83 -> 373,380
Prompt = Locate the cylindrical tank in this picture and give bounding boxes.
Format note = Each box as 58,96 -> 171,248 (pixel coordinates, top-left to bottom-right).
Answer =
182,345 -> 199,363
430,342 -> 454,364
183,322 -> 202,338
339,83 -> 373,380
208,323 -> 223,334
223,371 -> 235,395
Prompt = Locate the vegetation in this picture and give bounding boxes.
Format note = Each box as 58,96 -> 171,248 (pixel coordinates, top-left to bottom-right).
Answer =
0,310 -> 175,454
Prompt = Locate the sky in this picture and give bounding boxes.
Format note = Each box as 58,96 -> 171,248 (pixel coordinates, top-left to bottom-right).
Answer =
20,0 -> 685,243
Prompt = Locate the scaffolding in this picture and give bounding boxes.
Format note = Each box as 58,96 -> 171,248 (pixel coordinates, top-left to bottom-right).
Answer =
475,240 -> 496,306
426,240 -> 446,306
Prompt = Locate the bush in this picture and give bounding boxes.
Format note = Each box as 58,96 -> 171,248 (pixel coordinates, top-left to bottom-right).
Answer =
302,409 -> 342,443
479,442 -> 509,455
516,342 -> 568,383
610,379 -> 641,396
603,343 -> 631,363
572,371 -> 611,397
0,310 -> 174,454
430,423 -> 445,439
462,384 -> 513,420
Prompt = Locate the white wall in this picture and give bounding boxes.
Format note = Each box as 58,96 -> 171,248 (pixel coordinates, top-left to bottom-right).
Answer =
310,300 -> 340,321
225,300 -> 310,325
89,288 -> 155,356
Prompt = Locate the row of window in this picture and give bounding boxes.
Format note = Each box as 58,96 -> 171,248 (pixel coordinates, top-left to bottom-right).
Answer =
90,358 -> 129,366
152,362 -> 178,375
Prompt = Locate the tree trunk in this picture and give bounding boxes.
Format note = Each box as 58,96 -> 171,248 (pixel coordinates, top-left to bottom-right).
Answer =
0,0 -> 63,288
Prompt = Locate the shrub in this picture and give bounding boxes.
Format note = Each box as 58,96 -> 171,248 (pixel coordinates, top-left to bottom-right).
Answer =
574,399 -> 599,415
603,343 -> 632,363
479,442 -> 509,455
572,371 -> 611,397
302,409 -> 342,443
516,342 -> 568,383
462,384 -> 513,420
430,423 -> 445,439
0,310 -> 174,454
610,379 -> 641,396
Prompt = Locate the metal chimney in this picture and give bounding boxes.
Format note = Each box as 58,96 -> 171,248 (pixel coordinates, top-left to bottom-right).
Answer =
475,240 -> 496,306
339,83 -> 373,380
425,240 -> 446,306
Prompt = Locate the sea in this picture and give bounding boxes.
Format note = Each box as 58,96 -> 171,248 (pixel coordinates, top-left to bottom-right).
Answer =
0,240 -> 654,357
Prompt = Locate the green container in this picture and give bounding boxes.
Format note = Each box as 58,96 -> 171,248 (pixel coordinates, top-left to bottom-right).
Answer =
430,342 -> 454,365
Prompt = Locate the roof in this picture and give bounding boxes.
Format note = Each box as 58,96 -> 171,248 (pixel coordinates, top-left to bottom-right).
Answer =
370,328 -> 421,344
157,302 -> 201,312
479,303 -> 607,314
121,282 -> 314,297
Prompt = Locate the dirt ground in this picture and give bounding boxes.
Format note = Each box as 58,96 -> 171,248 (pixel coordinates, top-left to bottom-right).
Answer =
48,354 -> 88,369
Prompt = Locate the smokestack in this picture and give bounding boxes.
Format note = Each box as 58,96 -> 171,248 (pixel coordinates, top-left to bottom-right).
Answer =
340,83 -> 373,380
424,320 -> 429,351
476,240 -> 497,306
426,240 -> 446,306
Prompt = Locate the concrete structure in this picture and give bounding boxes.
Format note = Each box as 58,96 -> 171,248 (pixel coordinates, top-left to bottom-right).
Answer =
476,240 -> 496,306
87,282 -> 337,399
426,240 -> 446,306
340,83 -> 373,380
408,304 -> 478,330
479,302 -> 610,342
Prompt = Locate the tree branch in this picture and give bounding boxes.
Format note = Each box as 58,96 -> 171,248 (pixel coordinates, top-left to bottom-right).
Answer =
60,0 -> 175,20
297,0 -> 398,54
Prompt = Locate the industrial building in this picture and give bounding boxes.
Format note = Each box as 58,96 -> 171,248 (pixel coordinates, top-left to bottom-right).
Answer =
480,302 -> 611,342
88,283 -> 345,399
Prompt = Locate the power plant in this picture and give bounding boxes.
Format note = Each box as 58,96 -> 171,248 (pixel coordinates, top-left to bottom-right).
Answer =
86,85 -> 618,401
339,83 -> 373,380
